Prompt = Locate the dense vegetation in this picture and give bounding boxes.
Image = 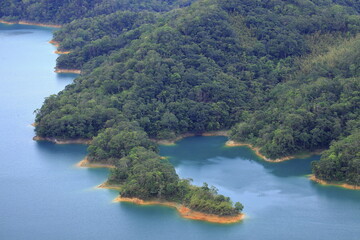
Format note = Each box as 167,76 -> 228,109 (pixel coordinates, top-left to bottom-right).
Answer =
33,0 -> 360,141
0,0 -> 194,24
230,34 -> 360,157
90,120 -> 243,216
312,132 -> 359,186
108,144 -> 243,216
1,0 -> 359,213
230,33 -> 360,185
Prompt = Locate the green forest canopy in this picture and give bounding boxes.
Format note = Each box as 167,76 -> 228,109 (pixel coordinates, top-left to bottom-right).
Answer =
1,0 -> 359,215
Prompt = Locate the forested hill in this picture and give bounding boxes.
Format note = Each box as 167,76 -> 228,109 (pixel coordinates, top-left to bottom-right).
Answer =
1,0 -> 359,214
0,0 -> 194,24
32,0 -> 360,140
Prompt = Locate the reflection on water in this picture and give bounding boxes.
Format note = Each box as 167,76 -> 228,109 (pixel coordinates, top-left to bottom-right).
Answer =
161,136 -> 320,178
161,136 -> 360,240
56,73 -> 79,81
310,180 -> 360,203
1,31 -> 34,36
35,141 -> 87,156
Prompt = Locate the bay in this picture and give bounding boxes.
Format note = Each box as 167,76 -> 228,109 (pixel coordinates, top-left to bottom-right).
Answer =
0,23 -> 359,240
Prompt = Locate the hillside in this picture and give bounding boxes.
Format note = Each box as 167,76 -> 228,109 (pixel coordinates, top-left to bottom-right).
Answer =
230,32 -> 360,183
0,0 -> 194,24
1,0 -> 359,215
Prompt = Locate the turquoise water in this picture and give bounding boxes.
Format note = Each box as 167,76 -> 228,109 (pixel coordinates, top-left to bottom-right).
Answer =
0,23 -> 359,240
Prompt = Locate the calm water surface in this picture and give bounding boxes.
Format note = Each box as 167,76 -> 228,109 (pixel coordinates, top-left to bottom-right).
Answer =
0,24 -> 359,240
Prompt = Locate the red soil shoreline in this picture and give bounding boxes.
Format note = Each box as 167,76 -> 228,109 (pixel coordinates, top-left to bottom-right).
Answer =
54,68 -> 81,74
49,40 -> 60,47
0,20 -> 61,28
153,130 -> 229,145
55,50 -> 71,54
225,140 -> 323,163
33,136 -> 91,144
76,157 -> 115,169
94,168 -> 245,224
49,40 -> 74,57
113,197 -> 245,224
309,175 -> 360,190
97,182 -> 122,191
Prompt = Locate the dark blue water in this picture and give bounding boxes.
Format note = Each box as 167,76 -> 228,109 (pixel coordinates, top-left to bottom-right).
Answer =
0,23 -> 359,240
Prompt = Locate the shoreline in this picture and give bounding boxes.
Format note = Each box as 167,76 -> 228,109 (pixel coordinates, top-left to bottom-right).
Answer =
225,140 -> 294,162
33,131 -> 227,146
76,157 -> 115,169
309,175 -> 360,190
97,181 -> 122,191
49,40 -> 60,47
225,140 -> 322,163
33,136 -> 91,144
113,196 -> 245,224
153,130 -> 229,145
33,133 -> 320,164
49,40 -> 72,55
0,20 -> 61,28
55,68 -> 81,74
55,50 -> 71,54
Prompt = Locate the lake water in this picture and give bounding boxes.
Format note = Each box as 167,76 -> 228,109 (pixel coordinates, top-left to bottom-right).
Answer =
0,23 -> 359,240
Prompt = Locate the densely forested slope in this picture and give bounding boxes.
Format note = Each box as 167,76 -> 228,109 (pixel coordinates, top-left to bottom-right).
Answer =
312,132 -> 359,186
230,34 -> 360,183
230,34 -> 360,157
2,0 -> 359,212
53,11 -> 158,71
34,0 -> 360,140
0,0 -> 194,24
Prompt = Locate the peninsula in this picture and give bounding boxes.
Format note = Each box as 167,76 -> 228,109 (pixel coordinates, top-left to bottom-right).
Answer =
113,197 -> 245,224
309,175 -> 360,190
79,156 -> 244,224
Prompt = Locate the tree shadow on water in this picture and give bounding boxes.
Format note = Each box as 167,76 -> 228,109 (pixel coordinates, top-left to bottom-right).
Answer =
160,136 -> 320,178
34,140 -> 87,163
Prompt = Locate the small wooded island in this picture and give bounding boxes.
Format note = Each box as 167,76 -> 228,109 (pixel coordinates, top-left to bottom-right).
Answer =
1,0 -> 359,223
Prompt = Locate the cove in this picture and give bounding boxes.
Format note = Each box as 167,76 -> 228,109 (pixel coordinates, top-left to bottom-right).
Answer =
0,23 -> 360,240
